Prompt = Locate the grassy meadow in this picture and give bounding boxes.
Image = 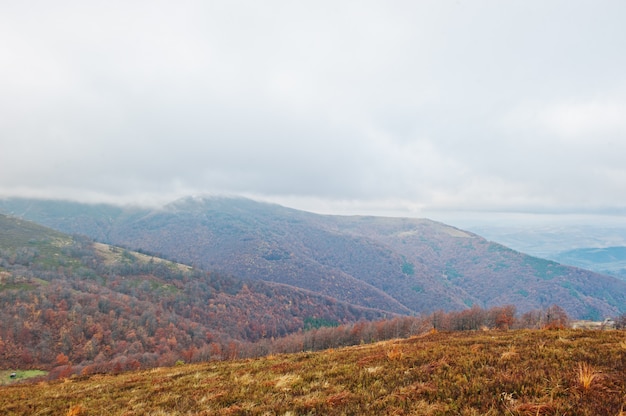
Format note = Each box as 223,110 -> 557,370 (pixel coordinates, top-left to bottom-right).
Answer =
2,329 -> 626,415
0,370 -> 47,386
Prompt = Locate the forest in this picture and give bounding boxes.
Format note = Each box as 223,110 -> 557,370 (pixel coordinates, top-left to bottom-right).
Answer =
0,237 -> 574,381
0,213 -> 611,382
0,226 -> 385,378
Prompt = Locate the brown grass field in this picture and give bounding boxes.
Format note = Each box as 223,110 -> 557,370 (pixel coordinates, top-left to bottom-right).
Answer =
2,329 -> 626,415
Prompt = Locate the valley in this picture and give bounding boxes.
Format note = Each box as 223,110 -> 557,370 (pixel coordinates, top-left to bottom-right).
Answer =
468,223 -> 626,280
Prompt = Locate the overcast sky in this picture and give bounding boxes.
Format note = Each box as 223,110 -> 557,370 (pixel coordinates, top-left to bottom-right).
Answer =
2,1 -> 626,225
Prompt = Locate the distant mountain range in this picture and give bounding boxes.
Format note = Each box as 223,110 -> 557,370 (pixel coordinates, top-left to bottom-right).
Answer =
2,196 -> 626,320
468,224 -> 626,279
550,247 -> 626,280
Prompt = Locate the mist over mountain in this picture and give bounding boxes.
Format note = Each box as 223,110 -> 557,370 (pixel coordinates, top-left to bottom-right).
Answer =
2,196 -> 626,320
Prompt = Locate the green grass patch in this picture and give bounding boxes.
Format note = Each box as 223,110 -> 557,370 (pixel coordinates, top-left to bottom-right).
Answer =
0,282 -> 37,291
0,370 -> 47,385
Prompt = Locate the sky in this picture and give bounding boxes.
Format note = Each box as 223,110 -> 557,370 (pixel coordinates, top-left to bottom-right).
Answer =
2,1 -> 626,227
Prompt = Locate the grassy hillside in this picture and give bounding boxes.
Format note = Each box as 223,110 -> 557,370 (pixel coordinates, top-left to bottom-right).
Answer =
3,197 -> 626,319
1,329 -> 626,415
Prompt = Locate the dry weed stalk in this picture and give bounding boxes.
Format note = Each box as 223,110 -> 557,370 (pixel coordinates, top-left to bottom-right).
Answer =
386,344 -> 403,361
66,404 -> 86,416
325,391 -> 353,406
577,362 -> 599,390
470,343 -> 482,353
500,346 -> 518,361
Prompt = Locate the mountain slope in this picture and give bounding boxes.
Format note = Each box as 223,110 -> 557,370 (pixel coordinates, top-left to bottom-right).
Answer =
0,213 -> 388,372
2,196 -> 626,319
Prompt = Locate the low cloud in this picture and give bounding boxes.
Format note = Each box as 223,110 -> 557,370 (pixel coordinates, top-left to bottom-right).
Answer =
1,1 -> 626,223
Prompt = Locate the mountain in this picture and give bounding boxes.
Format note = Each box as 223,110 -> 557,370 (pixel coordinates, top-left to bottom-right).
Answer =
2,196 -> 626,320
465,224 -> 626,258
0,213 -> 388,373
550,247 -> 626,280
467,224 -> 626,279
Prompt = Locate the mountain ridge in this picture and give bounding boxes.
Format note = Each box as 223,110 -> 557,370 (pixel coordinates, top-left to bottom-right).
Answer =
1,196 -> 626,319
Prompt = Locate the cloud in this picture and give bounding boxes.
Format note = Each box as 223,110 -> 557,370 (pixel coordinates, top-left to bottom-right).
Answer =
486,101 -> 626,220
540,100 -> 626,139
1,1 -> 626,222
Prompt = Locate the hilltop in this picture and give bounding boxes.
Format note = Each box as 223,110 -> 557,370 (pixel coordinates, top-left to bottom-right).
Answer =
2,196 -> 626,319
1,329 -> 625,415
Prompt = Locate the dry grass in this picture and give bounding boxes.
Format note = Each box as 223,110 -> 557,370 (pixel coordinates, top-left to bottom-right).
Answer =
1,330 -> 626,415
578,361 -> 599,390
66,404 -> 86,416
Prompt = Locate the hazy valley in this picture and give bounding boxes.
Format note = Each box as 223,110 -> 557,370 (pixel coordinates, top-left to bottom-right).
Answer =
469,224 -> 626,280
